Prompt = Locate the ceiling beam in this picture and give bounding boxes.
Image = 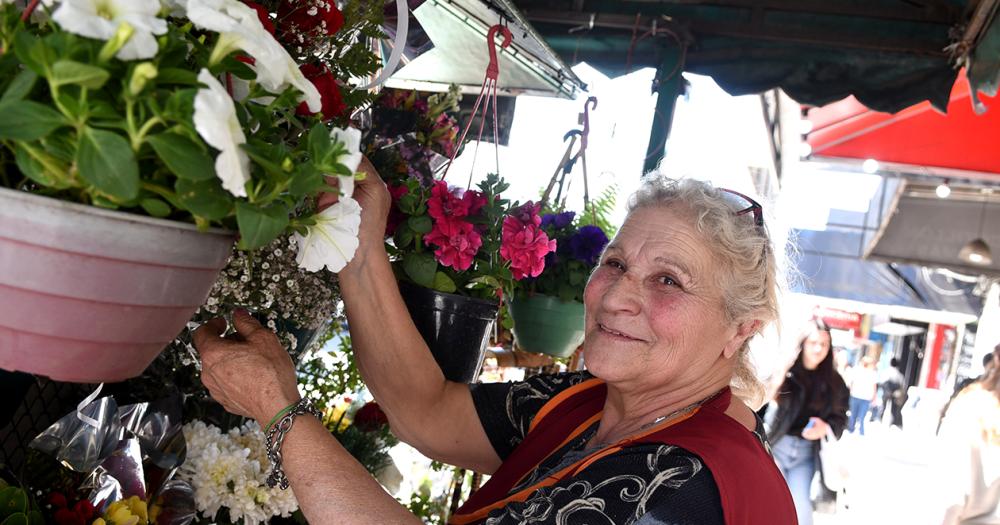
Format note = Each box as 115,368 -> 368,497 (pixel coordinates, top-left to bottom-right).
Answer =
616,0 -> 961,25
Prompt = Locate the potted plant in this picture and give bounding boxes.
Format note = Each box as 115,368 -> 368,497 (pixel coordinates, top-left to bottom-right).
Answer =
0,0 -> 380,382
365,89 -> 557,382
510,192 -> 614,358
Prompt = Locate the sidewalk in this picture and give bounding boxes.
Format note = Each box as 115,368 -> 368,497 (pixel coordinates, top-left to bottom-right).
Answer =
810,422 -> 945,525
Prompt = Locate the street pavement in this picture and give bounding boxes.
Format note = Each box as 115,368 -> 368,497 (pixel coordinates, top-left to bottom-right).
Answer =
810,422 -> 946,525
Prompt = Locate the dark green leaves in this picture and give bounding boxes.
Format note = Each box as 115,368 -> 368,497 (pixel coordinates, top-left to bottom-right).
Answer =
407,215 -> 432,234
77,126 -> 139,201
175,179 -> 232,220
236,202 -> 289,250
51,60 -> 110,89
148,132 -> 215,180
0,101 -> 68,141
432,271 -> 457,293
0,69 -> 38,104
404,252 -> 437,288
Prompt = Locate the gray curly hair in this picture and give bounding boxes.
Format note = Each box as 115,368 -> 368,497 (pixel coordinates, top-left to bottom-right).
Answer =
626,173 -> 781,405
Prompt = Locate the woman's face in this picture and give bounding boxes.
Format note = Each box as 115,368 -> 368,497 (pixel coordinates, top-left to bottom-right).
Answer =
582,206 -> 749,390
800,330 -> 831,370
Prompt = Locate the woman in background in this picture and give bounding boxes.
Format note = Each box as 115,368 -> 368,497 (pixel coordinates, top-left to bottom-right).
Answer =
762,320 -> 850,525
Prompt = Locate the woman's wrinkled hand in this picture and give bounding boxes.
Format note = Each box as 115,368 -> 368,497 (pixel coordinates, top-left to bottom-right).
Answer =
192,309 -> 300,424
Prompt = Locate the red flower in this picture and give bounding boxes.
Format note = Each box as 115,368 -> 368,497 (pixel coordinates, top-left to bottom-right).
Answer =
425,218 -> 482,271
428,181 -> 475,222
500,204 -> 556,280
73,500 -> 95,520
296,63 -> 346,120
353,401 -> 390,432
463,189 -> 488,217
48,492 -> 68,509
386,184 -> 409,236
278,0 -> 344,37
53,508 -> 84,525
243,1 -> 275,34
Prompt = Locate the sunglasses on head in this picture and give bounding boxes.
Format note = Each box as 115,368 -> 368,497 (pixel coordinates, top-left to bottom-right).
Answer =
719,188 -> 764,231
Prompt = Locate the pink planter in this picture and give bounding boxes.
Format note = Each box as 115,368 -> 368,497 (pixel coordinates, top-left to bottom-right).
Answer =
0,187 -> 234,382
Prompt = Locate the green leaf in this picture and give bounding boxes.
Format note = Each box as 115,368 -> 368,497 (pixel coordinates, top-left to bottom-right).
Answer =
308,122 -> 332,160
288,164 -> 324,197
51,60 -> 110,89
0,486 -> 27,515
77,126 -> 139,201
13,32 -> 52,76
14,143 -> 59,187
27,511 -> 44,525
558,284 -> 576,302
2,514 -> 29,525
398,193 -> 419,214
0,101 -> 68,141
404,252 -> 437,288
393,226 -> 415,249
175,179 -> 232,220
140,198 -> 172,217
157,68 -> 199,86
236,202 -> 289,250
147,132 -> 215,180
0,69 -> 38,104
407,215 -> 432,234
432,271 -> 457,293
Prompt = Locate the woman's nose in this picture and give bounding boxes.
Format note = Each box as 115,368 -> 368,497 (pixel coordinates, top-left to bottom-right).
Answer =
601,273 -> 641,314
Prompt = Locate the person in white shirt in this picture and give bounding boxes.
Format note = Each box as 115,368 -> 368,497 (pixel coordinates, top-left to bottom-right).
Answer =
848,356 -> 878,435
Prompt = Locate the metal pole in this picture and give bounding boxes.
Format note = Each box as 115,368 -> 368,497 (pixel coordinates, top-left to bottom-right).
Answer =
643,44 -> 686,174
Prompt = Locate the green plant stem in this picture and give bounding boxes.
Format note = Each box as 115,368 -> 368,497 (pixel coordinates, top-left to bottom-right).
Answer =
141,181 -> 177,201
134,116 -> 163,147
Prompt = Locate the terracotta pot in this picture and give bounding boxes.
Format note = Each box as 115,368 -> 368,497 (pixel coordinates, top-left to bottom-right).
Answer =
0,187 -> 234,382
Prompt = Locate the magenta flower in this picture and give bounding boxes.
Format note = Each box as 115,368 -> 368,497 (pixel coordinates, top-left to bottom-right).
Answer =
428,181 -> 472,222
500,205 -> 557,280
425,218 -> 482,271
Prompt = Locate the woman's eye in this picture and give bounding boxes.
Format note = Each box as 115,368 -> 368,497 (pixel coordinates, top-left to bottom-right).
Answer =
603,259 -> 625,271
658,275 -> 678,287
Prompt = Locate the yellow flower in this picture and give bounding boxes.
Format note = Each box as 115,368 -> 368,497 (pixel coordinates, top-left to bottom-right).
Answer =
102,496 -> 149,525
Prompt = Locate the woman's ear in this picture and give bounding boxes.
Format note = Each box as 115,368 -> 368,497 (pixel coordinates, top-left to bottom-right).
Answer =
723,319 -> 762,359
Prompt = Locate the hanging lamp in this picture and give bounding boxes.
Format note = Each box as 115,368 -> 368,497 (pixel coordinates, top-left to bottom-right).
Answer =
958,190 -> 993,266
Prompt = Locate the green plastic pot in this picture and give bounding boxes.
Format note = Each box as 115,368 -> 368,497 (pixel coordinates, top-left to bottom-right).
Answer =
509,294 -> 585,358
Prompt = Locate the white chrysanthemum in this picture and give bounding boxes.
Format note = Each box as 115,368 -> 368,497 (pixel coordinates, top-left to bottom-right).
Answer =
184,0 -> 321,112
179,421 -> 298,525
294,197 -> 362,273
52,0 -> 166,60
193,68 -> 250,197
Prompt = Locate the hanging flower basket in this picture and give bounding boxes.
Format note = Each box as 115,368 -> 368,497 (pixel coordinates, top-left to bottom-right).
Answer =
509,294 -> 586,358
398,282 -> 500,383
0,187 -> 234,383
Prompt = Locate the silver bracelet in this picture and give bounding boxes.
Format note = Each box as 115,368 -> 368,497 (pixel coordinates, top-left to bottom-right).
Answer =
265,397 -> 322,489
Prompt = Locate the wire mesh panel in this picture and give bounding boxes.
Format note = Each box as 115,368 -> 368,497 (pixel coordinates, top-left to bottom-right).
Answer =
0,372 -> 93,475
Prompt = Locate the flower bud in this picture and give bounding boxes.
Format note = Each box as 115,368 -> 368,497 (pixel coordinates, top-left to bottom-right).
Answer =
98,22 -> 136,63
128,62 -> 158,96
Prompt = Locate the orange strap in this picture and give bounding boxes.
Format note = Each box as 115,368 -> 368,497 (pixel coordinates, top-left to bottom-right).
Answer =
450,407 -> 701,524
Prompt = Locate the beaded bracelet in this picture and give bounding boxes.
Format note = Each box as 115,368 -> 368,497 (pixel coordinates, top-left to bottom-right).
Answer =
264,397 -> 321,489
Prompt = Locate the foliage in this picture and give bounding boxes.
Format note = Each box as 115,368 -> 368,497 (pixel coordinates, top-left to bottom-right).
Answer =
0,1 -> 374,250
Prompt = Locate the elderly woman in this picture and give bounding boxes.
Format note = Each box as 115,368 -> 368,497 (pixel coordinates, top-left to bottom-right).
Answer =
193,167 -> 796,524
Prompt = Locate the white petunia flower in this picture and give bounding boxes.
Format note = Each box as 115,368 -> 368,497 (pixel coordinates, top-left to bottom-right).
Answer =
193,68 -> 250,197
330,126 -> 362,174
294,197 -> 362,273
52,0 -> 166,60
184,0 -> 321,112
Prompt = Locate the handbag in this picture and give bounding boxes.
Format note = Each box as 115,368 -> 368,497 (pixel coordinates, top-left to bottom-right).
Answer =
818,428 -> 847,492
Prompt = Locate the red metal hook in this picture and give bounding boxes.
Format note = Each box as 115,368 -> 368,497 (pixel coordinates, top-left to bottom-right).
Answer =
485,25 -> 513,80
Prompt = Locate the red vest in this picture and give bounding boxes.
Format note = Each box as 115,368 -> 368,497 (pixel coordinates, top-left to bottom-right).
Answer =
451,378 -> 797,525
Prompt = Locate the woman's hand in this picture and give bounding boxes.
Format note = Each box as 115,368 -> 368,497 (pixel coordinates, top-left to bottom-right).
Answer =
318,157 -> 391,273
192,310 -> 300,424
801,417 -> 829,440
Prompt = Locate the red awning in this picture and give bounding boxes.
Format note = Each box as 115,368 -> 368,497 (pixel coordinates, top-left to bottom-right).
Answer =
805,73 -> 1000,176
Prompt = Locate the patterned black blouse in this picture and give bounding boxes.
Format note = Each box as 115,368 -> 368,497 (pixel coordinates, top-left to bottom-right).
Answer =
470,371 -> 743,525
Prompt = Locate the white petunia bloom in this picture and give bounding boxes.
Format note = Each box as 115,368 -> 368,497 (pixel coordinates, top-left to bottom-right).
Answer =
184,0 -> 321,112
52,0 -> 167,60
294,197 -> 362,273
193,68 -> 250,197
330,126 -> 363,174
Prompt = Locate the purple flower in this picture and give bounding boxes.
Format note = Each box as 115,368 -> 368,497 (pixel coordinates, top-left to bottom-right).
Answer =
568,225 -> 609,266
540,211 -> 575,229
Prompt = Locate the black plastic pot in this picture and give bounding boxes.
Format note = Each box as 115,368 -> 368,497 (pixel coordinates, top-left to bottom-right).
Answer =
398,282 -> 500,383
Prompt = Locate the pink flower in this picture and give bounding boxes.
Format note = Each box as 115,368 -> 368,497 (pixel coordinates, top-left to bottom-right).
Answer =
425,218 -> 482,271
428,181 -> 472,221
463,189 -> 488,216
500,203 -> 556,280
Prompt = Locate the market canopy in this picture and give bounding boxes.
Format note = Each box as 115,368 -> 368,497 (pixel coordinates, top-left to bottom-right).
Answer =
805,73 -> 1000,179
514,0 -> 998,113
